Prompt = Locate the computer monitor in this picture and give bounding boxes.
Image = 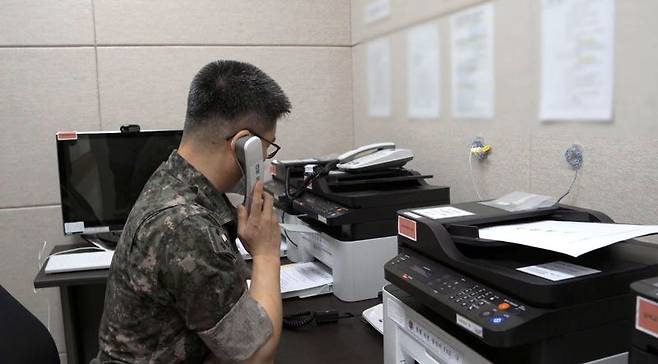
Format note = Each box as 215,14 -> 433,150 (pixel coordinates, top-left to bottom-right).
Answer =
56,129 -> 183,235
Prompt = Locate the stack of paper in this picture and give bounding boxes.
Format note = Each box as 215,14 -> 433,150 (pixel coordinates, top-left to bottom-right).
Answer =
280,262 -> 333,299
247,261 -> 333,299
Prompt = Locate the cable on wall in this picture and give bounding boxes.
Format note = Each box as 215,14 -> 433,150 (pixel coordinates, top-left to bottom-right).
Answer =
557,144 -> 583,203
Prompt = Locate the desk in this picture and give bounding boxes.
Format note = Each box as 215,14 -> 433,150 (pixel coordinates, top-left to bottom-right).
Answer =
34,244 -> 383,364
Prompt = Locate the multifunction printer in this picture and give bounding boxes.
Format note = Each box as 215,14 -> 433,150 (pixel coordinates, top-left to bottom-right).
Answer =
384,201 -> 658,363
265,143 -> 450,301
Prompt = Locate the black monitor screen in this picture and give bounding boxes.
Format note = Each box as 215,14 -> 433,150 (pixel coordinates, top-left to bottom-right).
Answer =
56,130 -> 182,234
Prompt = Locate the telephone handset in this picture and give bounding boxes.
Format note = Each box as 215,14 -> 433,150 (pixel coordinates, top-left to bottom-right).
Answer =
336,142 -> 414,172
236,135 -> 264,212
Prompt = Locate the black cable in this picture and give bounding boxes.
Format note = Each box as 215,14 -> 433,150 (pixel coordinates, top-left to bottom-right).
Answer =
285,160 -> 340,201
557,169 -> 579,204
282,311 -> 316,329
280,211 -> 296,248
283,310 -> 355,329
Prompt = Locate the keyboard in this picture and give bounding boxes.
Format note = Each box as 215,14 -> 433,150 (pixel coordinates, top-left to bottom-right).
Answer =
44,251 -> 114,274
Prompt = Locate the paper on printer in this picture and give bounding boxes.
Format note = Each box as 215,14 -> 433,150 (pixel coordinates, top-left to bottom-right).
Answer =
247,261 -> 333,299
479,220 -> 658,257
280,261 -> 333,298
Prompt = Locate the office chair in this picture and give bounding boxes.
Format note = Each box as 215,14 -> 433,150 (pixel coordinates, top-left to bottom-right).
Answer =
0,284 -> 60,364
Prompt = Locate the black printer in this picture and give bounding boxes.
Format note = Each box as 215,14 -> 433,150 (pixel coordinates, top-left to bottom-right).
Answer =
265,158 -> 450,240
630,277 -> 658,363
385,201 -> 658,363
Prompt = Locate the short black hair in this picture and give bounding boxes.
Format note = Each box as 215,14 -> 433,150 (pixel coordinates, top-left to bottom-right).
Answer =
183,60 -> 291,142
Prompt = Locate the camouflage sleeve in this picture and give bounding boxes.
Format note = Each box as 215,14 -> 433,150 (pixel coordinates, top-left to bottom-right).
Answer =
161,214 -> 273,362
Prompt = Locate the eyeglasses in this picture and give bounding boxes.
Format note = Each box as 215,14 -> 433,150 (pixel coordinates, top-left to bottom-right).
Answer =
226,130 -> 281,160
250,131 -> 281,159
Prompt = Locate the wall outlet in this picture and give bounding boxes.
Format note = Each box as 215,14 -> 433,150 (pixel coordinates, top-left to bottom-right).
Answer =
565,144 -> 583,169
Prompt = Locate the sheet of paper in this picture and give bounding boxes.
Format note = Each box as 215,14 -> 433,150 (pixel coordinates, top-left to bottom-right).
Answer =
540,0 -> 614,121
368,37 -> 392,117
407,22 -> 440,119
451,3 -> 494,119
280,261 -> 333,294
479,220 -> 658,257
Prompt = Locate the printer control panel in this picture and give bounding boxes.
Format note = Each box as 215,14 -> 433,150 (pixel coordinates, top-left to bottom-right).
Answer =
293,193 -> 351,225
386,252 -> 539,336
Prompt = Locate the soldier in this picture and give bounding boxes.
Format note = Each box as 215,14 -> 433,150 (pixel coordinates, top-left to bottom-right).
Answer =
95,60 -> 290,363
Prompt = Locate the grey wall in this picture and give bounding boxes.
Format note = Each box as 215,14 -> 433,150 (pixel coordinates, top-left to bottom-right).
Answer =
352,0 -> 658,230
0,1 -> 352,362
3,1 -> 658,362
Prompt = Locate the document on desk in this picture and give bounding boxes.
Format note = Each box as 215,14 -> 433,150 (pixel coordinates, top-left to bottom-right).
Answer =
246,262 -> 333,298
280,262 -> 333,298
478,220 -> 658,257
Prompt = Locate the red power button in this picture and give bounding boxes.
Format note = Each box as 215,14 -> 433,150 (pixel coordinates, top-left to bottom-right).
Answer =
497,303 -> 510,310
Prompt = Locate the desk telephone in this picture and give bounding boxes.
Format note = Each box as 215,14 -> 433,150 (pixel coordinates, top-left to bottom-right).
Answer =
268,142 -> 416,205
336,142 -> 413,172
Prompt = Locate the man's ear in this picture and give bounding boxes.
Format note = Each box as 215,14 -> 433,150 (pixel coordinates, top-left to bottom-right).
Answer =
229,129 -> 252,152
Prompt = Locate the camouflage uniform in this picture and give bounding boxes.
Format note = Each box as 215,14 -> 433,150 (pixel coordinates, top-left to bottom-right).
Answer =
96,151 -> 272,363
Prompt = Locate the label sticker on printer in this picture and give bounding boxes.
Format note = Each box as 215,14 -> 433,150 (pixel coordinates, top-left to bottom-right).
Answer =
517,261 -> 600,281
456,314 -> 483,338
412,206 -> 474,220
398,216 -> 417,241
636,296 -> 658,339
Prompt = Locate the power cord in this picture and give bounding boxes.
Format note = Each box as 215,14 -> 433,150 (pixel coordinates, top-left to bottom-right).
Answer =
283,310 -> 355,329
558,144 -> 583,203
280,211 -> 296,248
557,168 -> 579,204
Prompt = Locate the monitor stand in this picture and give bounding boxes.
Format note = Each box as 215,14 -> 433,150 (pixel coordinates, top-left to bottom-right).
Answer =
82,232 -> 120,251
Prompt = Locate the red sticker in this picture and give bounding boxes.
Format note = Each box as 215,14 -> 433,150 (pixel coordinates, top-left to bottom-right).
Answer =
398,216 -> 417,241
56,131 -> 78,140
637,296 -> 658,339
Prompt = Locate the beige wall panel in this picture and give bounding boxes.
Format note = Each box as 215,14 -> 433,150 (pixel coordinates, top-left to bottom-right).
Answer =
352,0 -> 487,45
613,0 -> 658,135
94,0 -> 350,46
353,1 -> 533,203
97,46 -> 353,158
0,48 -> 100,208
530,133 -> 658,226
0,206 -> 77,355
0,0 -> 94,46
527,0 -> 658,228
